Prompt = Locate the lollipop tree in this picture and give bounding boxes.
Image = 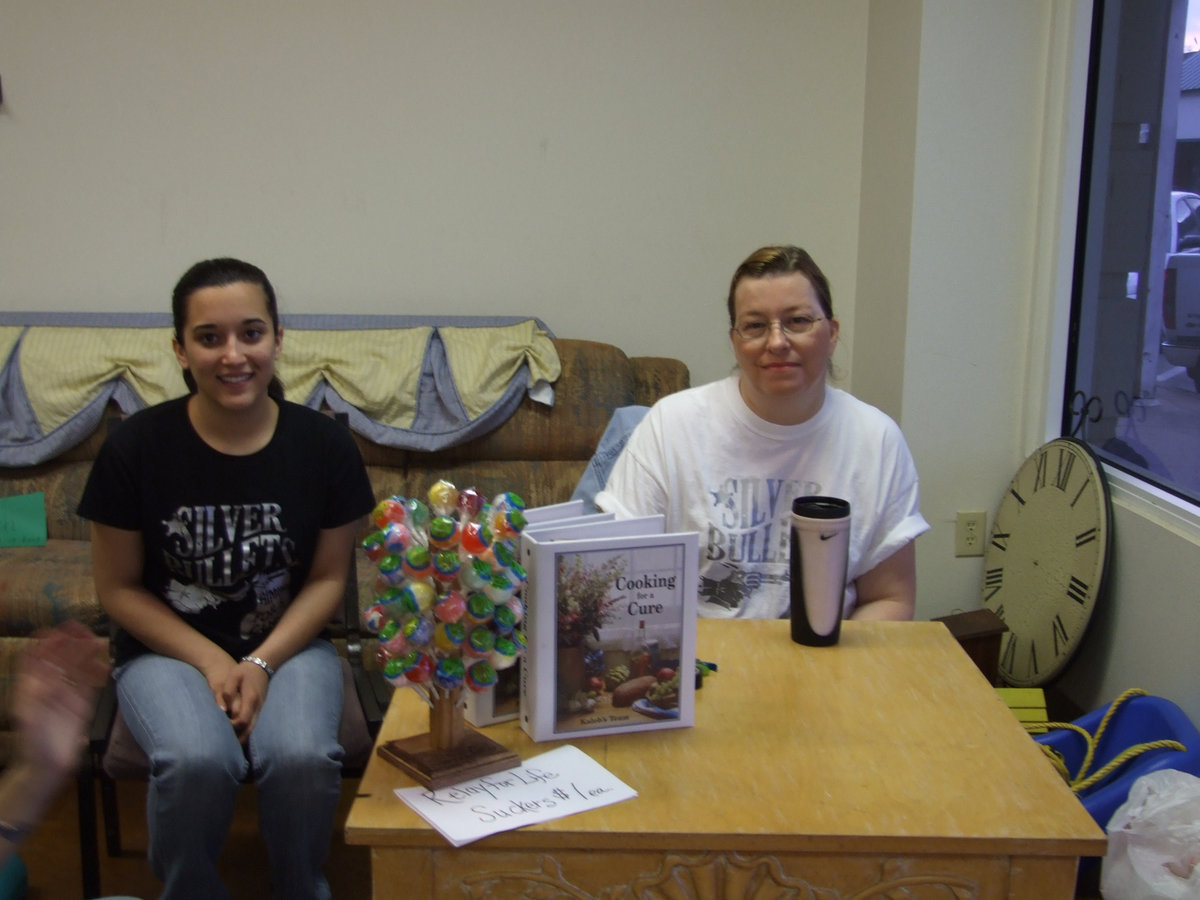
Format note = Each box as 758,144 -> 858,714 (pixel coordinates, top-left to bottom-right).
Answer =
360,480 -> 528,788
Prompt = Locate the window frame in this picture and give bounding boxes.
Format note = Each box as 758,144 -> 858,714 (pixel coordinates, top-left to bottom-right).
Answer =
1061,0 -> 1200,519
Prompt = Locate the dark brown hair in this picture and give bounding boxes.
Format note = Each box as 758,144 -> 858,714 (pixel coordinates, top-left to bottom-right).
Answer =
726,245 -> 833,326
171,258 -> 284,401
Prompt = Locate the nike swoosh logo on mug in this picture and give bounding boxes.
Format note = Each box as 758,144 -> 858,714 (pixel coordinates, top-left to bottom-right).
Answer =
819,533 -> 838,541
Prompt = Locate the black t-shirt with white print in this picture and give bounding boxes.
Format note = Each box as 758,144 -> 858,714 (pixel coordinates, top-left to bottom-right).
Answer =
79,397 -> 375,666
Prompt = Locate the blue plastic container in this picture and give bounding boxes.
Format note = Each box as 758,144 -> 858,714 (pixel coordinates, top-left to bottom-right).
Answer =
1035,694 -> 1200,831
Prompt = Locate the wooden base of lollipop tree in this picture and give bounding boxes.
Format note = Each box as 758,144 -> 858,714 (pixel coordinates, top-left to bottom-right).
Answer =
376,688 -> 521,789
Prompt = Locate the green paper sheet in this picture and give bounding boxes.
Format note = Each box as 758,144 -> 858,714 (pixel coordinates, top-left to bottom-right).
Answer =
0,492 -> 48,547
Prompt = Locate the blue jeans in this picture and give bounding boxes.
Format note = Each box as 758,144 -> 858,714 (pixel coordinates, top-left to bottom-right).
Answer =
114,639 -> 344,900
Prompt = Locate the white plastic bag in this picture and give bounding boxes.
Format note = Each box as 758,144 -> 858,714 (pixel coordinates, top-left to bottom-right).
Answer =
1101,769 -> 1200,899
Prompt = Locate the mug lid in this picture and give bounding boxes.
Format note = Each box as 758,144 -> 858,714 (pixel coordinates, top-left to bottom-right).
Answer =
792,496 -> 850,518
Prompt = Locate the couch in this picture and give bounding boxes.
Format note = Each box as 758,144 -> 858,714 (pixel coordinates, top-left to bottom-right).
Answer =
0,332 -> 690,763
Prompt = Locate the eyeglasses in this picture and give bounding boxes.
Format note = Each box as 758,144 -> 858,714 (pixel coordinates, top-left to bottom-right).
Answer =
731,315 -> 825,342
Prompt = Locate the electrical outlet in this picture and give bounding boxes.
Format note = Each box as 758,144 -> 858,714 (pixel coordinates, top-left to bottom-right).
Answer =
955,510 -> 987,557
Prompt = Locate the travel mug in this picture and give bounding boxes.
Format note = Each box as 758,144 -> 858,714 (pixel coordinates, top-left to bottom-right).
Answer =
789,496 -> 851,646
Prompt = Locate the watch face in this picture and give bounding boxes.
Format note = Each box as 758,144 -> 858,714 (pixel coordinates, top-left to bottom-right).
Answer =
982,437 -> 1112,687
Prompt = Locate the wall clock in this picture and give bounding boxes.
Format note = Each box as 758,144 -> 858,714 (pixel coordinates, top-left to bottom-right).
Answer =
981,436 -> 1113,687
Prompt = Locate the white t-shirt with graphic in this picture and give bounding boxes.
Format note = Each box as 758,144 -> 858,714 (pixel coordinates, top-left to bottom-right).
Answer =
595,376 -> 929,619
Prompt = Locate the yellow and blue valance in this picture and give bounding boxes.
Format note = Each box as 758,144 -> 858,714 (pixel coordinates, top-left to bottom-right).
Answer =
0,313 -> 559,466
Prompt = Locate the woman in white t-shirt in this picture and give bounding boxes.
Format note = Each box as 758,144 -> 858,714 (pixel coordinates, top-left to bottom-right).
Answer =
596,245 -> 929,620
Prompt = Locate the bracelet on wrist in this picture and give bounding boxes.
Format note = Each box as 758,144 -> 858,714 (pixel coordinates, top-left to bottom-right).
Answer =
241,655 -> 275,678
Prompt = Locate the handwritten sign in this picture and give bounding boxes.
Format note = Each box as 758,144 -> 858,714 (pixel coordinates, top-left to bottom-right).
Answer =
394,744 -> 636,847
0,492 -> 47,548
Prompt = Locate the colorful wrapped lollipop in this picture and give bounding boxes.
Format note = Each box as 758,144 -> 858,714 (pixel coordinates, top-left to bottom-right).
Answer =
377,553 -> 405,585
402,545 -> 432,580
433,622 -> 466,654
456,487 -> 484,521
428,515 -> 460,550
432,549 -> 462,583
492,491 -> 526,513
381,628 -> 408,659
376,585 -> 417,617
507,562 -> 528,588
404,651 -> 435,684
362,530 -> 387,563
466,660 -> 498,692
460,557 -> 493,591
372,497 -> 406,530
490,492 -> 527,537
403,497 -> 431,529
376,618 -> 401,648
459,520 -> 492,557
492,603 -> 517,636
490,635 -> 518,670
402,615 -> 434,647
505,596 -> 525,625
433,590 -> 467,623
363,603 -> 388,633
509,629 -> 528,656
434,656 -> 466,691
404,580 -> 436,613
491,539 -> 518,570
464,592 -> 495,627
428,479 -> 459,517
488,506 -> 526,540
484,571 -> 517,605
383,522 -> 412,555
382,655 -> 409,687
463,626 -> 495,659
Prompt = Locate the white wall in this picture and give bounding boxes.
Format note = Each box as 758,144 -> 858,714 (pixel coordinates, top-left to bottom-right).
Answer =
0,0 -> 867,388
903,2 -> 1072,616
2,0 -> 1198,725
851,1 -> 920,421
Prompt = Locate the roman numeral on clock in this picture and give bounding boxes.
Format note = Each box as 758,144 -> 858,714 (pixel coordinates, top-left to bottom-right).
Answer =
1000,633 -> 1016,672
1034,451 -> 1048,491
1000,633 -> 1039,680
1054,448 -> 1075,491
1052,614 -> 1069,656
1070,477 -> 1091,508
984,567 -> 1003,600
1066,575 -> 1089,604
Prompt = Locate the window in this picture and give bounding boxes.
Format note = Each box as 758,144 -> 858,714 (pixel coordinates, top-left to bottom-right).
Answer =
1067,0 -> 1200,506
1174,191 -> 1200,249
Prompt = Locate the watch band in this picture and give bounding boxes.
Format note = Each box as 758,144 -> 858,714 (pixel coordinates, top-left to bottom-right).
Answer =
241,655 -> 275,678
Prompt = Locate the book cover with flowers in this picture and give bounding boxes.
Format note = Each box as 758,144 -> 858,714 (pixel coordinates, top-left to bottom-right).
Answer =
520,519 -> 698,741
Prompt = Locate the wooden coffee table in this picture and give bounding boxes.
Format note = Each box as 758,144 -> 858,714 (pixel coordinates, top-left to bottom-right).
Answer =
345,619 -> 1106,899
